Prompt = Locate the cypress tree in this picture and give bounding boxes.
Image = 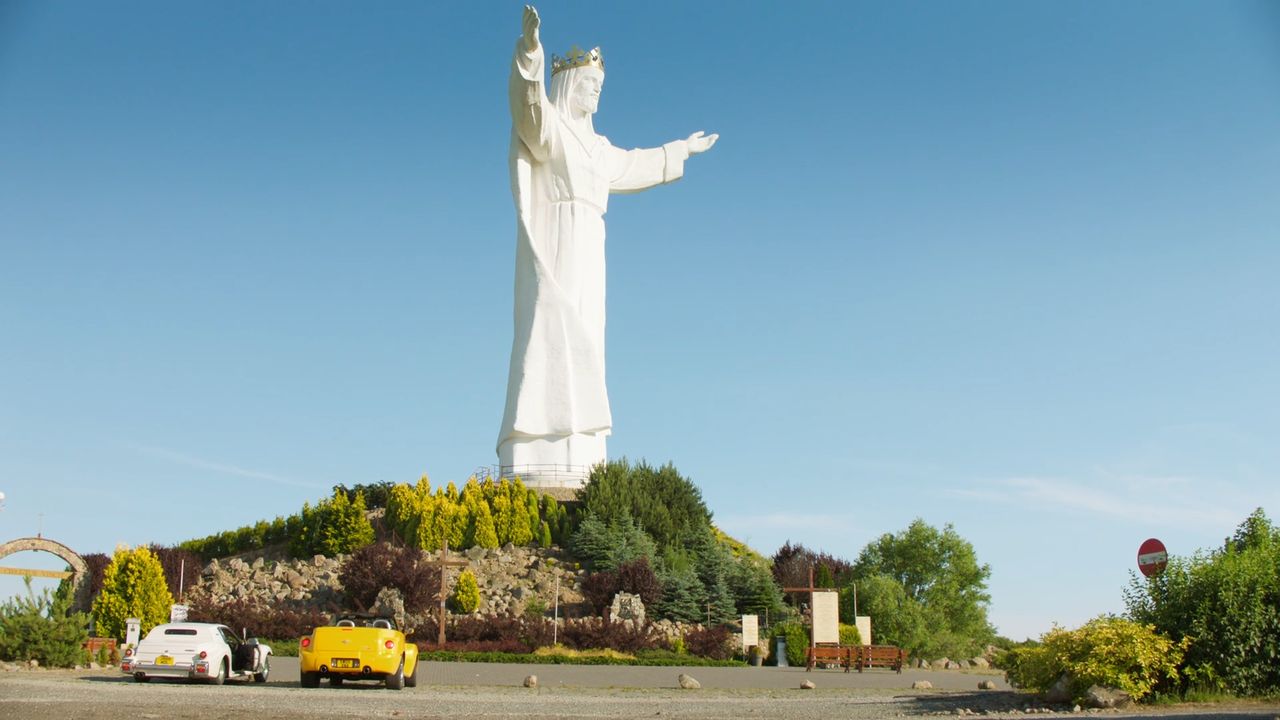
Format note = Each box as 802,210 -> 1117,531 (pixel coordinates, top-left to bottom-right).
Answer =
491,490 -> 513,546
472,502 -> 499,549
92,546 -> 174,640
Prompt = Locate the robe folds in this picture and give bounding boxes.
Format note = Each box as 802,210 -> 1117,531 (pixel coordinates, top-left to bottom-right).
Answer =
497,38 -> 688,471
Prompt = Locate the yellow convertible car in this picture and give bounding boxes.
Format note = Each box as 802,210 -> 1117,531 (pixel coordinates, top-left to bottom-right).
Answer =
299,613 -> 419,689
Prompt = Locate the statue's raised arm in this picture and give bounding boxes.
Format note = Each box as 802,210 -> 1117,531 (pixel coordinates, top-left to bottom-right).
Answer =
510,5 -> 553,161
521,5 -> 541,55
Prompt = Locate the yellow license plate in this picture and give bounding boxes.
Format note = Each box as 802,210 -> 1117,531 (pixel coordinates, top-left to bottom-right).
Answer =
331,658 -> 359,669
156,655 -> 174,666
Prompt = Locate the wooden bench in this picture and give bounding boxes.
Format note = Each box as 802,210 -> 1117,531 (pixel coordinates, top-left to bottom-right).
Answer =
855,644 -> 907,673
805,644 -> 853,672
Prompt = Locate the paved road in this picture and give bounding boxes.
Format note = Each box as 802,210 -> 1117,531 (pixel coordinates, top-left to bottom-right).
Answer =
267,656 -> 1010,691
4,663 -> 1280,720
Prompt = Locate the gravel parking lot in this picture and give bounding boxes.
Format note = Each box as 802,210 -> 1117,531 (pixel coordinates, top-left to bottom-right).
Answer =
2,662 -> 1278,720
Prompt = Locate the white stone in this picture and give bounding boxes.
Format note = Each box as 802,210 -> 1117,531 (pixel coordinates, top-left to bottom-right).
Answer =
497,5 -> 717,487
677,673 -> 701,689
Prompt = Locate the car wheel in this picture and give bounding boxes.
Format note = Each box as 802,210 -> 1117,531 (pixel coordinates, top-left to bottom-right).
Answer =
329,676 -> 344,687
210,658 -> 227,686
300,671 -> 320,688
133,673 -> 150,683
385,657 -> 405,690
254,656 -> 270,683
405,659 -> 418,688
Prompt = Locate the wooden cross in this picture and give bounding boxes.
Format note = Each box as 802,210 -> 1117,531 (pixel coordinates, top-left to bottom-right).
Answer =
783,564 -> 819,654
421,540 -> 469,646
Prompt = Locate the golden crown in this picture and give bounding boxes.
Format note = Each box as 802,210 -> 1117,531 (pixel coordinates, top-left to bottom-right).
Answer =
551,45 -> 604,75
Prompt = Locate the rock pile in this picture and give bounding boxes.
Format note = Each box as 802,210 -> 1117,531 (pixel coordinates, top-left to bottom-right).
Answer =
187,544 -> 593,621
190,554 -> 344,608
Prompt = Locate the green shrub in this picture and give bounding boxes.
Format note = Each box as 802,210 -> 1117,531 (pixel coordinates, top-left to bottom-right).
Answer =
772,622 -> 810,667
451,569 -> 481,614
569,512 -> 657,572
267,638 -> 300,657
839,623 -> 862,646
577,459 -> 712,553
0,578 -> 90,668
522,596 -> 547,620
1004,616 -> 1186,702
289,489 -> 375,558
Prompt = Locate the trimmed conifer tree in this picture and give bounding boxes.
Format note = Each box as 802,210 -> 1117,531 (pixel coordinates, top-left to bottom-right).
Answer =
450,569 -> 481,613
491,489 -> 514,546
92,546 -> 174,640
524,490 -> 542,543
319,489 -> 375,555
471,502 -> 499,549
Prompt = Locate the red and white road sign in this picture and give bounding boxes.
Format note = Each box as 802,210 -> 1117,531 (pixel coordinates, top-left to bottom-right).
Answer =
1137,538 -> 1168,577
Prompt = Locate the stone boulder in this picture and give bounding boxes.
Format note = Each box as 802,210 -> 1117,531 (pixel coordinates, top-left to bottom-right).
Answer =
1043,674 -> 1073,703
372,588 -> 406,630
1084,685 -> 1131,709
677,673 -> 701,689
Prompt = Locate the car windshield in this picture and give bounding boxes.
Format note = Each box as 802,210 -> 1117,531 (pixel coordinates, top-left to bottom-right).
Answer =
143,626 -> 202,641
335,617 -> 395,630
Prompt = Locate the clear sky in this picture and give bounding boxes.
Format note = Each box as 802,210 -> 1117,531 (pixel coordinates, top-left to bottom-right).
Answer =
2,0 -> 1278,641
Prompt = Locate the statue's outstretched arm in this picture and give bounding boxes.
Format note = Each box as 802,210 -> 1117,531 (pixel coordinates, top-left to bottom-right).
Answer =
685,131 -> 719,155
607,131 -> 719,194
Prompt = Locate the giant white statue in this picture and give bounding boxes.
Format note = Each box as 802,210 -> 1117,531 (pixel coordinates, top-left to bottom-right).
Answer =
497,5 -> 718,487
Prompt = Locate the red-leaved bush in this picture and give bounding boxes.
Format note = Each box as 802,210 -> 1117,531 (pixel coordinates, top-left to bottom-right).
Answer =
339,542 -> 440,613
186,596 -> 329,640
683,624 -> 734,660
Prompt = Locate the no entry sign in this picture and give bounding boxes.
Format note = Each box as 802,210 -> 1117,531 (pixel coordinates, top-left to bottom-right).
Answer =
1137,538 -> 1168,577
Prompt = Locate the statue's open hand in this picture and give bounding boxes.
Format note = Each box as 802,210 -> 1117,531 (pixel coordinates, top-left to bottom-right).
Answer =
686,131 -> 719,155
522,5 -> 541,52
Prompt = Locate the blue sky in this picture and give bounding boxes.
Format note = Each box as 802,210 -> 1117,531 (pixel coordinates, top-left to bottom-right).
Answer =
2,0 -> 1278,641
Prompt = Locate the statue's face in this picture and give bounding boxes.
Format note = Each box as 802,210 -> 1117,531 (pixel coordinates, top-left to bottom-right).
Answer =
572,69 -> 603,115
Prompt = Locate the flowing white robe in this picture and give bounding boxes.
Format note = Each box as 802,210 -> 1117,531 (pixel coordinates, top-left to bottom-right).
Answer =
497,38 -> 689,474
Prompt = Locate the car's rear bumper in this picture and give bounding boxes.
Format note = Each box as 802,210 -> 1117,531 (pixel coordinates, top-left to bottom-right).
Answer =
302,659 -> 399,675
122,660 -> 214,679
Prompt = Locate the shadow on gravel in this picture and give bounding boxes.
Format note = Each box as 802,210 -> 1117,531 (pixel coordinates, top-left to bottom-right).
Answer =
900,692 -> 1280,720
899,690 -> 1026,715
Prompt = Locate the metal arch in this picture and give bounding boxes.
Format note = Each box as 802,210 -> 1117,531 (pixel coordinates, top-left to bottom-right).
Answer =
0,536 -> 92,612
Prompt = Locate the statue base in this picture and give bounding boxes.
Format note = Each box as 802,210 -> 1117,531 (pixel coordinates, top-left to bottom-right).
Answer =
497,432 -> 606,489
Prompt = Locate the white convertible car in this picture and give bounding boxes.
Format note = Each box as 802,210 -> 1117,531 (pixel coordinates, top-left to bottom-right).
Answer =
122,622 -> 271,684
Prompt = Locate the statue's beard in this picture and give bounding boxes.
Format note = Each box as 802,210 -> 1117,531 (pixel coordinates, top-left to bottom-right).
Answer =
550,67 -> 602,133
